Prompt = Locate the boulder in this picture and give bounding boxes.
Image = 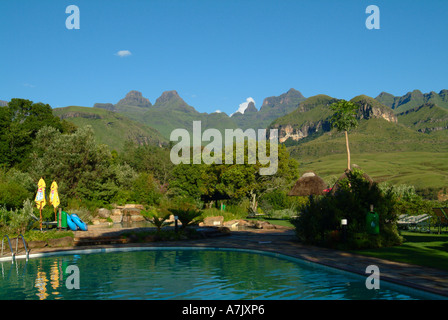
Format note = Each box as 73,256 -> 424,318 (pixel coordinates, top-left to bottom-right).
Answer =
237,219 -> 255,227
110,213 -> 123,223
28,240 -> 47,249
203,216 -> 224,227
223,219 -> 240,230
97,208 -> 111,218
48,236 -> 74,248
255,220 -> 276,230
91,218 -> 109,225
131,215 -> 145,222
124,204 -> 145,210
123,208 -> 141,216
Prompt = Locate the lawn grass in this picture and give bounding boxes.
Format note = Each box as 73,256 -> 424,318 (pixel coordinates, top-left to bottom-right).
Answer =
353,231 -> 448,272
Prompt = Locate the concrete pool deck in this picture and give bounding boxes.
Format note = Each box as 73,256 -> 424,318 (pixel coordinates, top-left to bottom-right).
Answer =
8,225 -> 448,298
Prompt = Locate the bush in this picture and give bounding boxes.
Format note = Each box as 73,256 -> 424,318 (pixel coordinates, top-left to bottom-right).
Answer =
131,172 -> 162,206
0,199 -> 37,235
167,204 -> 203,229
0,181 -> 31,210
141,207 -> 172,232
291,169 -> 403,249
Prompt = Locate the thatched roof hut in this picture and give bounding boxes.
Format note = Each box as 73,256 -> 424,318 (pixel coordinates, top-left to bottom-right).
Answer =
288,172 -> 328,196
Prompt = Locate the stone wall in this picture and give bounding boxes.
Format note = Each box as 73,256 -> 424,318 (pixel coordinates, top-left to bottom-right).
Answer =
93,204 -> 146,226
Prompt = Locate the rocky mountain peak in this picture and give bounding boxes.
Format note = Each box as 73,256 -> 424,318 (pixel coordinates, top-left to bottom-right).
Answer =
155,90 -> 181,105
116,90 -> 152,108
244,101 -> 258,113
261,88 -> 305,111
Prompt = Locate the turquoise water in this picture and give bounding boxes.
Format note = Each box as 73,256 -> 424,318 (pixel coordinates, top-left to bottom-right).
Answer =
0,248 -> 444,300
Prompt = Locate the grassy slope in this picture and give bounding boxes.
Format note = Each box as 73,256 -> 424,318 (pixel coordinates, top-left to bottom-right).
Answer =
53,106 -> 167,151
288,118 -> 448,189
299,151 -> 448,189
397,103 -> 448,132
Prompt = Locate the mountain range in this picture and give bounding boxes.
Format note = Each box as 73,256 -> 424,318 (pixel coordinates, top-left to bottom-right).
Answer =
2,87 -> 447,189
48,87 -> 448,152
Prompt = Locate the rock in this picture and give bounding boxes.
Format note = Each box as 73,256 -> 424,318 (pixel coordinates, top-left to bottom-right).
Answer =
116,91 -> 152,108
92,218 -> 109,225
110,214 -> 123,223
111,209 -> 121,215
237,219 -> 255,227
255,220 -> 276,229
223,220 -> 240,230
28,240 -> 47,249
123,208 -> 141,216
217,227 -> 231,234
97,208 -> 111,218
48,236 -> 74,248
131,215 -> 145,222
203,216 -> 224,227
124,204 -> 145,210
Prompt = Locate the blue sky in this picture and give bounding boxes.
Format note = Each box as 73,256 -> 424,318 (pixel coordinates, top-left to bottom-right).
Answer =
0,0 -> 447,115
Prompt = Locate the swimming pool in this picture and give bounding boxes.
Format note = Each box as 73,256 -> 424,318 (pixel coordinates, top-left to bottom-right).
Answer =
0,247 -> 445,300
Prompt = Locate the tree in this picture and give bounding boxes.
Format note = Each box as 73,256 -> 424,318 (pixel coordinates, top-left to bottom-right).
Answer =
0,99 -> 67,168
329,100 -> 359,170
168,142 -> 299,213
28,126 -> 117,203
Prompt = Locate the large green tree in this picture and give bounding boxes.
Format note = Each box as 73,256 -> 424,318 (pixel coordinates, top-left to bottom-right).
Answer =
28,126 -> 117,203
329,100 -> 359,170
169,143 -> 299,213
0,99 -> 69,168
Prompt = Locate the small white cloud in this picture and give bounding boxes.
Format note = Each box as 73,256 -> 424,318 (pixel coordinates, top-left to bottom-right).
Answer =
214,110 -> 222,113
23,83 -> 36,88
115,50 -> 132,58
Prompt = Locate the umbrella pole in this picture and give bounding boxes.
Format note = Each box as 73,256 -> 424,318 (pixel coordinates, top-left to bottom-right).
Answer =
39,204 -> 42,231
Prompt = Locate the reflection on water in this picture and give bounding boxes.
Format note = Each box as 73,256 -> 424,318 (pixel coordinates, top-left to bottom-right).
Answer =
0,250 -> 444,300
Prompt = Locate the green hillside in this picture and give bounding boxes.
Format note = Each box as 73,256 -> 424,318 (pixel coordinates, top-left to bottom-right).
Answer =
300,151 -> 448,190
288,118 -> 448,159
397,103 -> 448,133
376,89 -> 448,114
270,94 -> 337,128
52,106 -> 167,151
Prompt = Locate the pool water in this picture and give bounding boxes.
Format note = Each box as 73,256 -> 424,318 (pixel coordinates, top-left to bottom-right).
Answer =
0,248 -> 444,300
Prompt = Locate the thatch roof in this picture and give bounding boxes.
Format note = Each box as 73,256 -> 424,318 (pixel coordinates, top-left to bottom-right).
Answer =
288,172 -> 328,196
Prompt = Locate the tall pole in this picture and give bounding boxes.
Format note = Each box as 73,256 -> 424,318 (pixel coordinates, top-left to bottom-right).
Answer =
40,203 -> 42,231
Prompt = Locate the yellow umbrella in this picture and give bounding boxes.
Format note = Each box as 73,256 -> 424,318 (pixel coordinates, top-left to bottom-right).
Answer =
49,181 -> 60,221
35,177 -> 46,230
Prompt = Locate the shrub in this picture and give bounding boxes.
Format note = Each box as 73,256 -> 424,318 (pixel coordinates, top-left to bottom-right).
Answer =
168,204 -> 203,229
0,181 -> 31,210
0,199 -> 37,235
141,207 -> 172,232
131,172 -> 162,206
291,169 -> 403,249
